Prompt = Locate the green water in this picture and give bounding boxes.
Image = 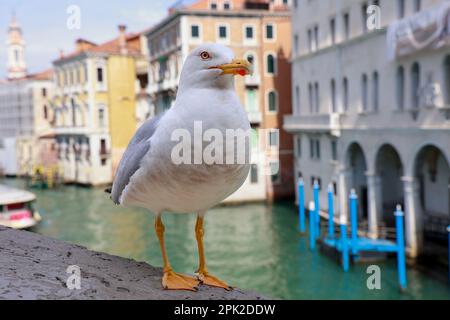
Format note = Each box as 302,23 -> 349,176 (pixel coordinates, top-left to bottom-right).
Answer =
2,178 -> 450,299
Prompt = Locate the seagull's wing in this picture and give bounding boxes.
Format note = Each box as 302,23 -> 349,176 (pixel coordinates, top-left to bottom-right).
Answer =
110,113 -> 165,204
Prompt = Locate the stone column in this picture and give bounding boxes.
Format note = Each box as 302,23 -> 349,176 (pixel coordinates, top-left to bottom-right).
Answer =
402,176 -> 423,258
338,168 -> 350,223
366,172 -> 382,239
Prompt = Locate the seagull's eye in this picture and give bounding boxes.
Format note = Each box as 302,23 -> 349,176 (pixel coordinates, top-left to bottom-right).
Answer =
200,51 -> 211,60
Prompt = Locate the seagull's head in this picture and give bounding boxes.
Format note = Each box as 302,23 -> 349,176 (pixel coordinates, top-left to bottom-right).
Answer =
178,43 -> 252,92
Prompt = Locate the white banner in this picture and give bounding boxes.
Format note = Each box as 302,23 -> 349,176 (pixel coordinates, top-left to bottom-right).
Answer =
387,2 -> 450,60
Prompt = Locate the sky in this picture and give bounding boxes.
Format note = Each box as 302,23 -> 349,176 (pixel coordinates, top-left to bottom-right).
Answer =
0,0 -> 186,78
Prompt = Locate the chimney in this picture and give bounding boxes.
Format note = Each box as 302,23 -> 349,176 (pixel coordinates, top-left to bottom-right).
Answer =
76,38 -> 96,52
118,24 -> 127,54
59,49 -> 64,59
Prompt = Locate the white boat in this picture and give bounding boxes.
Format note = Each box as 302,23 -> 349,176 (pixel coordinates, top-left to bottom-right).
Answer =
0,184 -> 41,229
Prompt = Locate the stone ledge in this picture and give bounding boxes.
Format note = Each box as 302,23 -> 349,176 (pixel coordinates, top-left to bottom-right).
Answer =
0,226 -> 264,300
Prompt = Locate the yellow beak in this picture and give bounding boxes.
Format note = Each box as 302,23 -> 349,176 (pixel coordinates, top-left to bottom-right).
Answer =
211,59 -> 253,76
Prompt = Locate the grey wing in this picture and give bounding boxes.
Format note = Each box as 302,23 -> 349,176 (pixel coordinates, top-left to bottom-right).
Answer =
110,113 -> 164,204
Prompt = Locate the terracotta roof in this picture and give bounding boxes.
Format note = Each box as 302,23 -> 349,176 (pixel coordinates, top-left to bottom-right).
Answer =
27,68 -> 53,81
55,32 -> 143,63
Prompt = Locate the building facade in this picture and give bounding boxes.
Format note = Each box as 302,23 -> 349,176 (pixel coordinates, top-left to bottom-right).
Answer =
0,16 -> 55,176
52,26 -> 147,186
285,0 -> 450,259
146,0 -> 294,202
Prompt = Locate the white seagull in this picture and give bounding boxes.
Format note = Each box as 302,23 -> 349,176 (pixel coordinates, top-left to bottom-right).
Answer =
110,43 -> 252,291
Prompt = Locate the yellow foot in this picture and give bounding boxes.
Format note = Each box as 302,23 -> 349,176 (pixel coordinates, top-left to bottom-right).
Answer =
162,270 -> 200,291
197,272 -> 232,291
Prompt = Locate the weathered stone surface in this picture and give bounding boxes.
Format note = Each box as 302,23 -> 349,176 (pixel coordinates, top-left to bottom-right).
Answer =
0,226 -> 264,300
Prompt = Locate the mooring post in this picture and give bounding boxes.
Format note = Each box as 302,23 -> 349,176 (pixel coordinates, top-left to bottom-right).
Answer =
309,201 -> 315,251
298,179 -> 306,233
327,184 -> 335,239
349,189 -> 358,255
340,216 -> 349,272
313,180 -> 320,239
395,205 -> 407,291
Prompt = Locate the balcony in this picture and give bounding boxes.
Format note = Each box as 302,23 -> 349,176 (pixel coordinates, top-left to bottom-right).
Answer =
245,74 -> 260,87
283,113 -> 341,135
247,111 -> 262,124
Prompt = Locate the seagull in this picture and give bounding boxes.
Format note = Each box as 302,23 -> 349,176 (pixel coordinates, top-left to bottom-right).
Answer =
109,43 -> 252,291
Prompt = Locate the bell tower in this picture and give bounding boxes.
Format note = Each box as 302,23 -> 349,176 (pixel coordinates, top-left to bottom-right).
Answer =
6,13 -> 27,80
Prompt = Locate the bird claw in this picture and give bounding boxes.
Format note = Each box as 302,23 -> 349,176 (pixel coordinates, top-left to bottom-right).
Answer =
162,270 -> 200,291
197,272 -> 232,291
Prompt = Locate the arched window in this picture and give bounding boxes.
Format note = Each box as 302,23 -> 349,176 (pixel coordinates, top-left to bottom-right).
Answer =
443,56 -> 450,106
411,62 -> 420,109
396,66 -> 405,110
330,79 -> 337,112
247,54 -> 254,65
414,0 -> 421,12
372,71 -> 379,111
246,53 -> 257,74
314,82 -> 320,113
361,74 -> 368,111
266,54 -> 276,74
308,83 -> 314,113
267,90 -> 278,112
98,105 -> 106,127
43,105 -> 48,120
397,0 -> 405,18
343,77 -> 349,111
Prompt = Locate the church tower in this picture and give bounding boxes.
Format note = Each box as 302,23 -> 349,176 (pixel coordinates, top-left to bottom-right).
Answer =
6,13 -> 27,80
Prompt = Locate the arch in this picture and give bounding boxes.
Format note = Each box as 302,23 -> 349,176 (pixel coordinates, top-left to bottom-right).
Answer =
345,142 -> 369,220
413,144 -> 450,249
375,144 -> 404,227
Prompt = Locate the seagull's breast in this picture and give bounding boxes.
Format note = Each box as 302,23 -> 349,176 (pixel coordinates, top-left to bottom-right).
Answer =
121,89 -> 251,213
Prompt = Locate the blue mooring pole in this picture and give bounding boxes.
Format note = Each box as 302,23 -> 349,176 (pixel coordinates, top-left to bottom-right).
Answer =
313,180 -> 320,239
340,218 -> 349,272
350,189 -> 358,255
395,205 -> 407,291
298,179 -> 305,233
328,184 -> 335,239
309,201 -> 315,251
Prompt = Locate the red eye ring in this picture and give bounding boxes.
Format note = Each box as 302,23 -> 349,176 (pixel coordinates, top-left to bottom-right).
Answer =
200,51 -> 211,60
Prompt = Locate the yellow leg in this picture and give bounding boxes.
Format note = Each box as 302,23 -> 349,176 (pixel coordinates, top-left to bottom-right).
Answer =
195,215 -> 232,290
155,215 -> 199,291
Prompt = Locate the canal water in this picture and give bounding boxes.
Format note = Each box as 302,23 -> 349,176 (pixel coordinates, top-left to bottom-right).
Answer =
2,178 -> 449,299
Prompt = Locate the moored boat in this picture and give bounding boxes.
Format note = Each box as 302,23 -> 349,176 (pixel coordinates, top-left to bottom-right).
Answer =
0,184 -> 41,229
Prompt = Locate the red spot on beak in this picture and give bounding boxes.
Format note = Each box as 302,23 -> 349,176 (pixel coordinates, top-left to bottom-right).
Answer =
238,70 -> 246,76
